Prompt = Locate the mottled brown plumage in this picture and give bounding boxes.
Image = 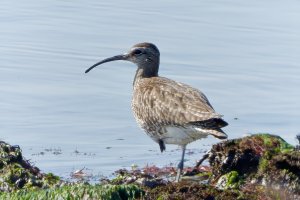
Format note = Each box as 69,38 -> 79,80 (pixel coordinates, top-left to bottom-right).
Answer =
132,77 -> 227,144
85,42 -> 228,181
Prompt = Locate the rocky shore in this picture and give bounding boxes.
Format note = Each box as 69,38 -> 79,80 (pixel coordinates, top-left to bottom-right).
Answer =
0,133 -> 299,199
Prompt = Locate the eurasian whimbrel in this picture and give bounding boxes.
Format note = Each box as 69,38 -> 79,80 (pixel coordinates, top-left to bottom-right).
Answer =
85,42 -> 228,181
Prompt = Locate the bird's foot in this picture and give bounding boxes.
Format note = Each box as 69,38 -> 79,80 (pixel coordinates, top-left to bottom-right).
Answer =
175,168 -> 182,182
175,161 -> 184,182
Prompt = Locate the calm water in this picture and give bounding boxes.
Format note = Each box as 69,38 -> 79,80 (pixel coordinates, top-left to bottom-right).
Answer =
1,0 -> 300,179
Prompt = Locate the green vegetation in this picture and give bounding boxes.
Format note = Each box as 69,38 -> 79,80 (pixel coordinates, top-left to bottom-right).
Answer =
255,133 -> 294,152
252,134 -> 294,175
226,171 -> 241,189
0,184 -> 143,200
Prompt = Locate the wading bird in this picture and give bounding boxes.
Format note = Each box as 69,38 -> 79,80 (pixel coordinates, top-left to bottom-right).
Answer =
85,42 -> 228,181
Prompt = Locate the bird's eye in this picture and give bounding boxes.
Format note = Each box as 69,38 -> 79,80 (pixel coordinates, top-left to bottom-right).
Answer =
133,49 -> 142,55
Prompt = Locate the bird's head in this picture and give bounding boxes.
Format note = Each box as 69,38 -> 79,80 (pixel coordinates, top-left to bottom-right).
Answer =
85,42 -> 160,77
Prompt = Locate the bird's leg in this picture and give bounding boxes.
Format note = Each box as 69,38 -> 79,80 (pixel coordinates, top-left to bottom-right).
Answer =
175,145 -> 186,182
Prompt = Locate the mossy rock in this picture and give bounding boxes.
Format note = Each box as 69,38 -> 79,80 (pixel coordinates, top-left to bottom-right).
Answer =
209,133 -> 294,178
207,133 -> 299,197
0,141 -> 61,192
144,181 -> 266,200
262,151 -> 300,194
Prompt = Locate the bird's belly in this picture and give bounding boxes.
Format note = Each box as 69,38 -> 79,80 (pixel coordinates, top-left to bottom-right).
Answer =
162,126 -> 209,145
146,125 -> 209,146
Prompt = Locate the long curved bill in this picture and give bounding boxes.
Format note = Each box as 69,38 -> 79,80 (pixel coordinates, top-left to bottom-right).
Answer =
85,54 -> 129,73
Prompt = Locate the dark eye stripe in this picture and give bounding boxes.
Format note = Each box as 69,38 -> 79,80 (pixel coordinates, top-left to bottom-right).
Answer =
133,49 -> 142,55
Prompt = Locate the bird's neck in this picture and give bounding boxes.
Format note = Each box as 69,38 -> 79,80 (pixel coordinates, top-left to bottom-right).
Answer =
133,66 -> 159,86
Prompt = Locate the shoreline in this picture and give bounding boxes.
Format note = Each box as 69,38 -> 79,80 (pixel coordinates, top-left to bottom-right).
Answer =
0,133 -> 299,199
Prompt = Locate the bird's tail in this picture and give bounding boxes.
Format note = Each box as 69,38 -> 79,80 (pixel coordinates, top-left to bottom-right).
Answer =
208,128 -> 228,140
192,118 -> 228,140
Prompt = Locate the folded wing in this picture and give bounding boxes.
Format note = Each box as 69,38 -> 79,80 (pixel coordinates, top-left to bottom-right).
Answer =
132,77 -> 226,128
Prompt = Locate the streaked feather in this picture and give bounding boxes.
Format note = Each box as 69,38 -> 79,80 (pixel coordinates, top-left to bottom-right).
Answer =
132,76 -> 223,127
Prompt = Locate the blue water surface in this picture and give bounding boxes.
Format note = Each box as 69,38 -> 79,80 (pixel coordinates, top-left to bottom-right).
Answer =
0,0 -> 299,179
